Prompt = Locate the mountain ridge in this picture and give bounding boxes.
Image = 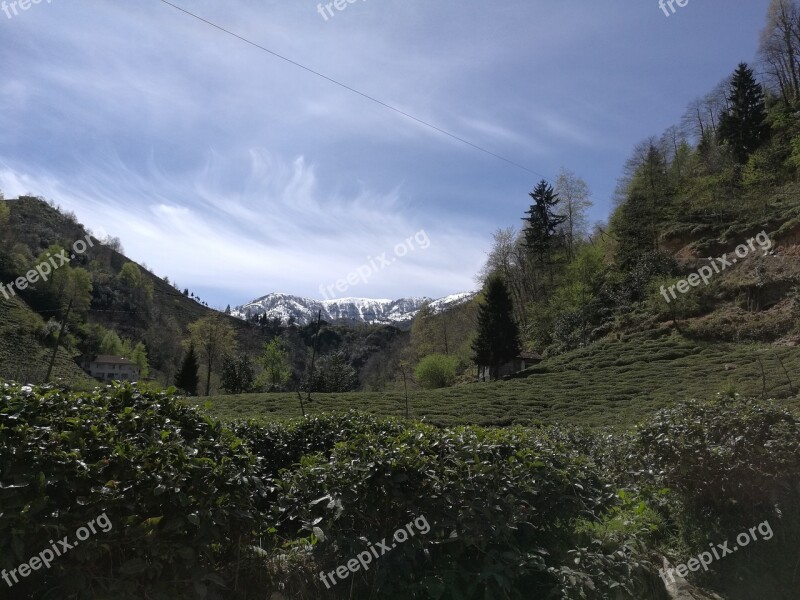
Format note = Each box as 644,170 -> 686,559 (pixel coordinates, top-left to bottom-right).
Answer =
231,291 -> 476,326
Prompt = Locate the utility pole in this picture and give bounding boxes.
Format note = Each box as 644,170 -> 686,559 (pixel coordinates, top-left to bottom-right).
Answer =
399,361 -> 409,419
45,296 -> 73,383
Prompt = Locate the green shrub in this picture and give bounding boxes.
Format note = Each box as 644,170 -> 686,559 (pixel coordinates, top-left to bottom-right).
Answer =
0,382 -> 267,599
270,423 -> 658,599
414,354 -> 458,389
5,381 -> 797,599
629,396 -> 800,599
633,395 -> 800,525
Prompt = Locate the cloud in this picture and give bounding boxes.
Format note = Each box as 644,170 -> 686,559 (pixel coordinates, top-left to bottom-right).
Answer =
0,150 -> 486,305
0,0 -> 771,306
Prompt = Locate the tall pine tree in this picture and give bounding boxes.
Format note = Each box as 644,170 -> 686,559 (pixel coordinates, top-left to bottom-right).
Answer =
718,63 -> 769,164
472,276 -> 521,381
175,343 -> 199,395
522,180 -> 566,261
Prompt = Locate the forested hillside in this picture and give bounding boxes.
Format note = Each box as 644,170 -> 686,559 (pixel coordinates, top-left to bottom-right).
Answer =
0,197 -> 409,393
471,55 -> 800,366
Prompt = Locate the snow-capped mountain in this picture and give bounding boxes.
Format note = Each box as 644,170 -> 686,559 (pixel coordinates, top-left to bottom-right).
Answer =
231,292 -> 475,326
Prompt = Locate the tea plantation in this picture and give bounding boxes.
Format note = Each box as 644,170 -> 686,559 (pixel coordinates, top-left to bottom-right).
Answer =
1,381 -> 798,599
197,329 -> 800,428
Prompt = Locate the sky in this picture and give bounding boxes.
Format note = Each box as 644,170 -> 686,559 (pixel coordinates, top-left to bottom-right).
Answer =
0,0 -> 772,309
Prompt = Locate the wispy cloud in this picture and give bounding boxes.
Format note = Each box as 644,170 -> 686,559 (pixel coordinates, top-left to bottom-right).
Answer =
0,0 -> 772,305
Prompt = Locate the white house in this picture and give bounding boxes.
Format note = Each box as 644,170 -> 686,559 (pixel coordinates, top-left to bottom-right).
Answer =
87,355 -> 140,382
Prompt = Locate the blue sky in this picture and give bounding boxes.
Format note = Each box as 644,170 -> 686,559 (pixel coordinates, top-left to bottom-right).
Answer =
0,0 -> 771,308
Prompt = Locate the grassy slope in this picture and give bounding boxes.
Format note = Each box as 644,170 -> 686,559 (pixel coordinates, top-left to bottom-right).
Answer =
0,297 -> 95,385
195,327 -> 800,428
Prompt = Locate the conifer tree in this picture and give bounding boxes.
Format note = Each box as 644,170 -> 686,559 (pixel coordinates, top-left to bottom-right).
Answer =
522,180 -> 566,262
472,276 -> 521,381
175,343 -> 199,395
718,63 -> 769,164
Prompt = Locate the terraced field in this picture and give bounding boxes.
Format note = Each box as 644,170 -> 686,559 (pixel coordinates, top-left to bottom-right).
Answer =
0,297 -> 93,385
195,328 -> 800,428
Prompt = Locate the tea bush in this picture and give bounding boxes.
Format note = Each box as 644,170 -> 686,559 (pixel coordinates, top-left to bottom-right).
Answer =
632,394 -> 800,532
0,382 -> 266,599
3,381 -> 799,599
269,424 -> 662,599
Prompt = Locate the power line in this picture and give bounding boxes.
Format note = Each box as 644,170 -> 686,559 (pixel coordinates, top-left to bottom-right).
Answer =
157,0 -> 549,180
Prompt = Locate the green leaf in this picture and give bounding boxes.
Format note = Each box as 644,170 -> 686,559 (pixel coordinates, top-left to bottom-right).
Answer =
119,558 -> 149,575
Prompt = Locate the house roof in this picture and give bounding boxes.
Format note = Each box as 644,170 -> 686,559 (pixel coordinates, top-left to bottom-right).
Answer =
92,355 -> 137,366
518,351 -> 543,361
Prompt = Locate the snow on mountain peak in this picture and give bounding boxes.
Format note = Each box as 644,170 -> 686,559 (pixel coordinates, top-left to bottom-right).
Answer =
231,292 -> 475,326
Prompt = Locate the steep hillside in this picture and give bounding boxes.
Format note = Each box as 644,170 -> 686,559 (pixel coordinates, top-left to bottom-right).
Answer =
0,196 -> 267,384
0,296 -> 93,385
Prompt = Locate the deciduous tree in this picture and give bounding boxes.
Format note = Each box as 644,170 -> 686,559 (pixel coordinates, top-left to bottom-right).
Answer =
759,0 -> 800,104
257,338 -> 291,391
555,169 -> 592,262
188,315 -> 238,395
130,342 -> 149,378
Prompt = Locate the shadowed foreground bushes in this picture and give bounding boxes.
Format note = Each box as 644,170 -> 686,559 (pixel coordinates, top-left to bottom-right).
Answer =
1,382 -> 798,599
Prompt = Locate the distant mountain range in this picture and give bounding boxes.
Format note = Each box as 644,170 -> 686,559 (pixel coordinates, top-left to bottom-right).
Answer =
231,292 -> 476,326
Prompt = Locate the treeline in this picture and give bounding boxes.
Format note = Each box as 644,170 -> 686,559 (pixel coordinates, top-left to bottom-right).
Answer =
171,312 -> 409,396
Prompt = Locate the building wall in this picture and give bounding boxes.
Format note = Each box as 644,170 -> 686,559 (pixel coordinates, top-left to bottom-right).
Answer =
89,363 -> 140,381
478,358 -> 540,380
